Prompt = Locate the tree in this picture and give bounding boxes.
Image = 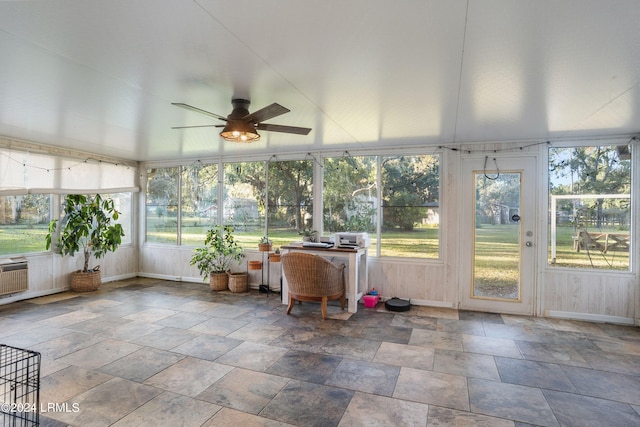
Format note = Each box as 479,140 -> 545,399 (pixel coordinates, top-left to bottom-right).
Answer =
46,194 -> 124,273
549,146 -> 630,228
267,160 -> 313,231
147,167 -> 179,217
181,164 -> 218,218
475,173 -> 520,225
323,156 -> 377,232
382,156 -> 439,231
224,162 -> 266,212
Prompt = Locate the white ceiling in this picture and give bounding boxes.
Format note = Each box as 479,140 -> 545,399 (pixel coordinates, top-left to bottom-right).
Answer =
1,0 -> 639,162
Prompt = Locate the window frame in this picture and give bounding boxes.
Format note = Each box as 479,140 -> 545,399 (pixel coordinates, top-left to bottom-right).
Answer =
546,141 -> 633,272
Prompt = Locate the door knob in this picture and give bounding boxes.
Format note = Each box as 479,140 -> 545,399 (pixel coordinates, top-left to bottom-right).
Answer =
525,241 -> 533,247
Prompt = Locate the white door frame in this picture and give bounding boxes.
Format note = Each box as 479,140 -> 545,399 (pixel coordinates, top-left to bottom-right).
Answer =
459,154 -> 538,315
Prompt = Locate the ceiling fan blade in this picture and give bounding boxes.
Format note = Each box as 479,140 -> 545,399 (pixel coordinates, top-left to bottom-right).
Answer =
244,103 -> 290,123
171,124 -> 222,129
256,123 -> 312,135
171,103 -> 227,121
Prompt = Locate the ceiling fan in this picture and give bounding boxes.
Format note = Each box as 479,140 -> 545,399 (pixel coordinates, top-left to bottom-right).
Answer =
171,98 -> 312,143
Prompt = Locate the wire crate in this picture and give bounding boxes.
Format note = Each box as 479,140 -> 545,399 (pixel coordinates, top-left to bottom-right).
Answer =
0,345 -> 41,427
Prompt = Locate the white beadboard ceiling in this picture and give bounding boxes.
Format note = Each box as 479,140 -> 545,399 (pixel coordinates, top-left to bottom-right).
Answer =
0,0 -> 639,162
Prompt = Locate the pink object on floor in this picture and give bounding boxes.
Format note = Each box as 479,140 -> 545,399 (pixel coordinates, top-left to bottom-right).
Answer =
363,295 -> 378,308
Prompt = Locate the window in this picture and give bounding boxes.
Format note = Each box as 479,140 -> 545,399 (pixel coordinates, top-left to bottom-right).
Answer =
380,155 -> 440,258
267,159 -> 313,246
323,155 -> 377,234
146,167 -> 179,244
323,154 -> 440,258
0,194 -> 51,255
181,163 -> 218,246
223,161 -> 266,249
548,144 -> 631,270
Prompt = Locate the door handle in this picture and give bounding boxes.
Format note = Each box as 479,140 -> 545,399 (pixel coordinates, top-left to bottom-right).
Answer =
525,241 -> 533,247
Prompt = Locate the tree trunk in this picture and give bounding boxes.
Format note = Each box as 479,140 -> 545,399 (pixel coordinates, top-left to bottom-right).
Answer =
596,199 -> 603,228
83,249 -> 91,272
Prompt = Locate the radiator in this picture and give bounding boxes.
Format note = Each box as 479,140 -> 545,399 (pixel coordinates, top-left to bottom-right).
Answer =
0,259 -> 28,295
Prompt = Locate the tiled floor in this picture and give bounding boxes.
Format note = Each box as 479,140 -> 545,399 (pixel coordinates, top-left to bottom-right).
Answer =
1,277 -> 640,426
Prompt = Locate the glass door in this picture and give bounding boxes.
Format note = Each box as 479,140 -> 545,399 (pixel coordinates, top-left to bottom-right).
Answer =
460,156 -> 537,315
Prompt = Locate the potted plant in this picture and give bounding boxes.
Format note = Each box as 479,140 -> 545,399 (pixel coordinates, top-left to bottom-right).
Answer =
46,194 -> 124,292
299,227 -> 316,242
269,248 -> 281,263
227,270 -> 248,293
258,236 -> 272,252
190,225 -> 244,291
248,260 -> 263,270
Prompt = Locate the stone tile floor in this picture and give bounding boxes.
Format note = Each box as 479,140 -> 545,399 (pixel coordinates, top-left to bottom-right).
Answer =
0,277 -> 639,426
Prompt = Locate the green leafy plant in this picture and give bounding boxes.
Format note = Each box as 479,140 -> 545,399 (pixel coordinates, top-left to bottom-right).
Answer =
259,236 -> 271,244
190,225 -> 245,279
46,194 -> 124,273
299,227 -> 316,241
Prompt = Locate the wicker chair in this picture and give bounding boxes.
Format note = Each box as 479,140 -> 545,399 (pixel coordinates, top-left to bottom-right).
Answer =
281,252 -> 346,320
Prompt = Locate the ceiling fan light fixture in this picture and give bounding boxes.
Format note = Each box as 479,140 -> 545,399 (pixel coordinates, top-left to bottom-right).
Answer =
220,121 -> 260,143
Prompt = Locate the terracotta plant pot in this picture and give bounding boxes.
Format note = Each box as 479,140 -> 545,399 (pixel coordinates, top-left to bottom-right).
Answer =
269,254 -> 281,262
248,260 -> 262,270
258,243 -> 272,252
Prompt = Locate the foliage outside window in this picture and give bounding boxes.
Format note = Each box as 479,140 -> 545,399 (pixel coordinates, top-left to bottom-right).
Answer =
146,167 -> 179,244
0,194 -> 51,255
223,161 -> 266,249
181,164 -> 218,246
548,144 -> 631,270
267,160 -> 313,246
323,155 -> 377,249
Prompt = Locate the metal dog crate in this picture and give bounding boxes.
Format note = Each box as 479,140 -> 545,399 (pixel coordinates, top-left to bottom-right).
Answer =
0,345 -> 41,426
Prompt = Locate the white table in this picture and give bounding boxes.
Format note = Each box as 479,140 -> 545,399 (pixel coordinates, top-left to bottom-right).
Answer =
280,244 -> 368,313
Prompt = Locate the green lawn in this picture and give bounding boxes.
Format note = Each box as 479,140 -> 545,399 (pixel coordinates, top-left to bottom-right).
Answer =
0,225 -> 49,255
550,225 -> 629,270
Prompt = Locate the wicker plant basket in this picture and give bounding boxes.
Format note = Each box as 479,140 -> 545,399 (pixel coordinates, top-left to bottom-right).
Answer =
209,272 -> 229,291
258,243 -> 272,252
70,269 -> 101,292
228,272 -> 248,293
248,260 -> 262,270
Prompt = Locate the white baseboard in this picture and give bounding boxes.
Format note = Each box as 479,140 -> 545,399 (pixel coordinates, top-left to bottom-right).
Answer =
136,272 -> 183,281
102,273 -> 137,283
0,288 -> 69,305
402,298 -> 455,308
544,310 -> 635,325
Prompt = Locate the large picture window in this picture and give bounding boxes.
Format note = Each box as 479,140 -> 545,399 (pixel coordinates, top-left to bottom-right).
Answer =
548,144 -> 631,270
